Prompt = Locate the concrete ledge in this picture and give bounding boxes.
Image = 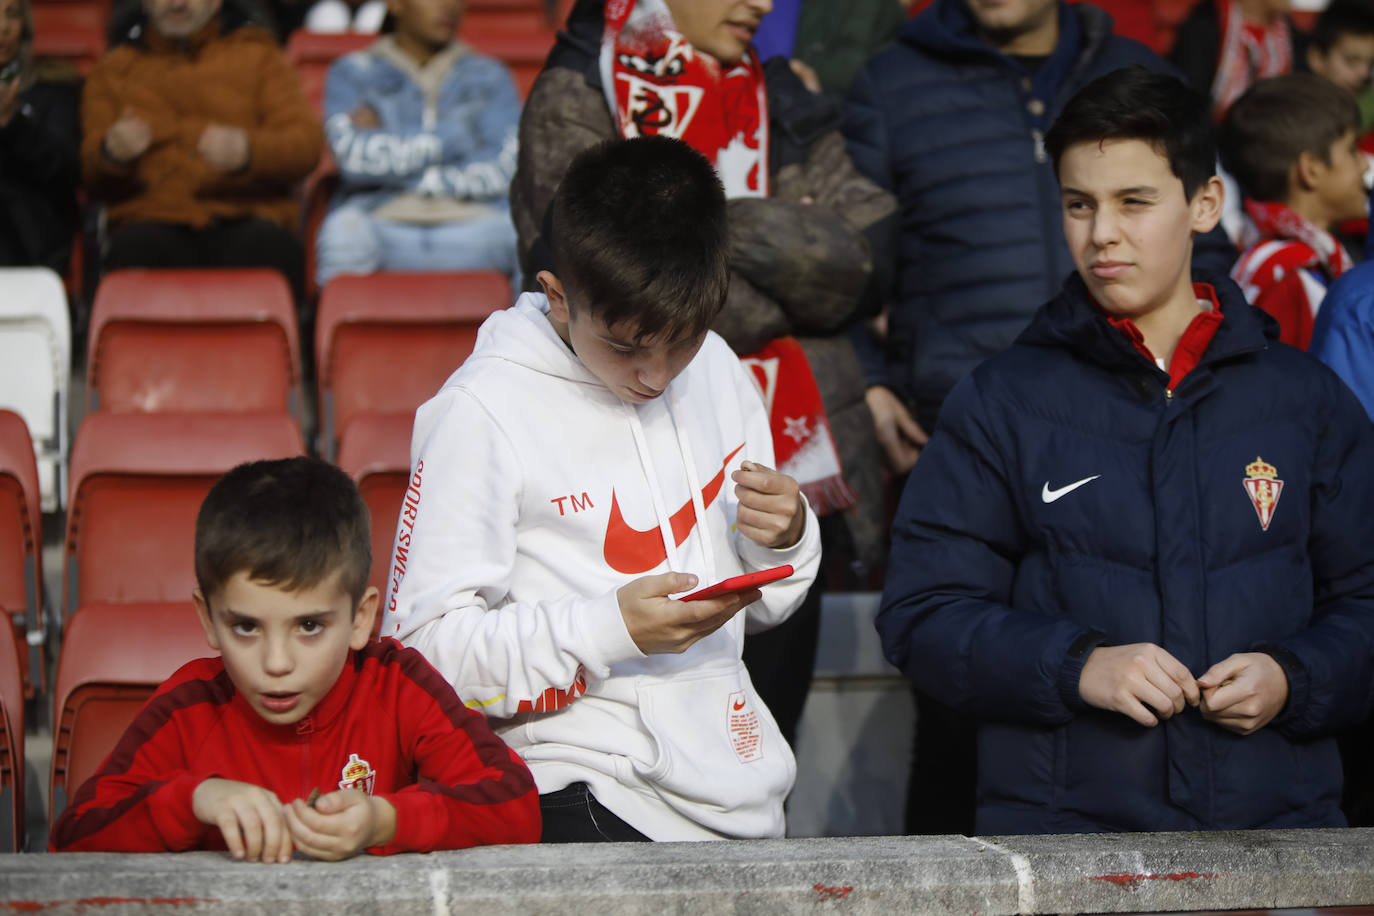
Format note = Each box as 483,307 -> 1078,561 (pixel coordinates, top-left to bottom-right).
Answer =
2,829 -> 1372,914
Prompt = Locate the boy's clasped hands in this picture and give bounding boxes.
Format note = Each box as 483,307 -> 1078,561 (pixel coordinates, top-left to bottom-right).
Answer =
618,460 -> 805,656
191,779 -> 396,863
1079,643 -> 1290,734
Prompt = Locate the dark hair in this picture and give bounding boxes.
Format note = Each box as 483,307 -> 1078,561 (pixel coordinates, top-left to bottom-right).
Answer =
1220,73 -> 1361,203
1310,0 -> 1374,52
194,457 -> 372,609
1044,66 -> 1216,199
550,135 -> 729,342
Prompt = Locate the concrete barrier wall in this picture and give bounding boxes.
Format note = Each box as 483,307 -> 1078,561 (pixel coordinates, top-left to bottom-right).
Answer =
3,828 -> 1372,914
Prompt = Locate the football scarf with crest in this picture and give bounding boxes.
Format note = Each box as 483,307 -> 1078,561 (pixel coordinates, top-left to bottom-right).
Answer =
598,0 -> 855,515
599,0 -> 768,198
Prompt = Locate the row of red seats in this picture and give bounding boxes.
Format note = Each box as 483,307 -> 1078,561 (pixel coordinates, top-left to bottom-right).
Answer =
0,266 -> 510,849
28,0 -> 565,78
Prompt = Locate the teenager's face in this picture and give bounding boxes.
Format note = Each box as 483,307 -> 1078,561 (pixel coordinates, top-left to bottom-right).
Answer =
965,0 -> 1058,47
144,0 -> 220,38
1313,128 -> 1370,225
664,0 -> 771,65
1059,138 -> 1223,324
195,571 -> 377,726
539,271 -> 707,405
0,0 -> 22,67
1309,33 -> 1374,94
388,0 -> 461,53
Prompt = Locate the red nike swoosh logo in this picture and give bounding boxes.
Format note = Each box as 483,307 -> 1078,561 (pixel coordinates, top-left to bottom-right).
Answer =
603,443 -> 747,575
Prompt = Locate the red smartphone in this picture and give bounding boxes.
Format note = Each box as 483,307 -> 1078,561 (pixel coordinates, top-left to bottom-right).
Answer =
681,565 -> 794,601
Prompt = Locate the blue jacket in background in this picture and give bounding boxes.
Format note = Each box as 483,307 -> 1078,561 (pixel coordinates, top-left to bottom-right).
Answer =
843,0 -> 1236,431
1311,261 -> 1374,422
324,37 -> 519,210
877,271 -> 1374,834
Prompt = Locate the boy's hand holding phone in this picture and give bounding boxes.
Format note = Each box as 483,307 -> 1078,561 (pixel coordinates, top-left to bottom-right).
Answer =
191,777 -> 294,863
284,788 -> 396,860
619,572 -> 760,655
731,460 -> 805,548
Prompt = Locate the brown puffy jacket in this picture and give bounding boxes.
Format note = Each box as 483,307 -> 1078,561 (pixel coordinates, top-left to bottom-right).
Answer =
81,15 -> 322,231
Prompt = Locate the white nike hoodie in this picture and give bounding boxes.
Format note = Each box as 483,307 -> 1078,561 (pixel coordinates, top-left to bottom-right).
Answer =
383,293 -> 821,841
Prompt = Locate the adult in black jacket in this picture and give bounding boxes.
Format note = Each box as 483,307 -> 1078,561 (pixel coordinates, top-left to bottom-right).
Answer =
0,0 -> 80,276
845,0 -> 1238,457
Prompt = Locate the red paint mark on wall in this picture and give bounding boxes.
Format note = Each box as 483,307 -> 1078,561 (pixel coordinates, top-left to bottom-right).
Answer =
4,899 -> 216,911
1090,872 -> 1218,890
813,883 -> 854,901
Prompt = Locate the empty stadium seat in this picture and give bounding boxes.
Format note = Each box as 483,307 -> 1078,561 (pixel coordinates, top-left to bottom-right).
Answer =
336,412 -> 413,603
86,269 -> 302,416
0,613 -> 23,852
49,601 -> 215,821
0,411 -> 45,698
462,29 -> 555,99
0,267 -> 71,512
30,3 -> 107,73
63,412 -> 306,619
314,271 -> 510,458
285,30 -> 374,115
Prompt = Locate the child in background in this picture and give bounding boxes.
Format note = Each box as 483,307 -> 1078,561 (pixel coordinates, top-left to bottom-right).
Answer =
51,457 -> 539,859
385,135 -> 822,843
1223,73 -> 1368,348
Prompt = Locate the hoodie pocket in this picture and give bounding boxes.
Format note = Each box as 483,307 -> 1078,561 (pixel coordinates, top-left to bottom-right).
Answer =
633,664 -> 796,837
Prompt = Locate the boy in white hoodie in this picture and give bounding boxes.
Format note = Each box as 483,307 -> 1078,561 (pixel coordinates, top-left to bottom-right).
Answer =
383,136 -> 822,842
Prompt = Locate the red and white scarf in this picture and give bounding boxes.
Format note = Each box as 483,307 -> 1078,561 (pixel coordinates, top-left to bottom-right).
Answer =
600,0 -> 768,197
1237,199 -> 1353,280
600,0 -> 854,515
1210,0 -> 1292,120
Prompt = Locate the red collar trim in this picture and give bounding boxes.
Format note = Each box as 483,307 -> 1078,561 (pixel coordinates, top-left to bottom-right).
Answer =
1101,283 -> 1225,391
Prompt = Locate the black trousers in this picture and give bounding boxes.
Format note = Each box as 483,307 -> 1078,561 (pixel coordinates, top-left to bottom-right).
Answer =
539,783 -> 651,843
103,218 -> 305,306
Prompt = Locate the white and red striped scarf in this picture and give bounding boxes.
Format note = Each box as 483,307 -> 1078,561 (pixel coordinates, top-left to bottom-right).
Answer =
1209,0 -> 1292,121
1232,199 -> 1351,348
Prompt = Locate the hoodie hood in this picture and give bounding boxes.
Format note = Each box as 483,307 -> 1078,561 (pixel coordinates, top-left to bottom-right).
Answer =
464,292 -> 609,392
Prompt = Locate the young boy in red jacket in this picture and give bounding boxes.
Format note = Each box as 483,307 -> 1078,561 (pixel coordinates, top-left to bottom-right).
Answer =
51,457 -> 540,860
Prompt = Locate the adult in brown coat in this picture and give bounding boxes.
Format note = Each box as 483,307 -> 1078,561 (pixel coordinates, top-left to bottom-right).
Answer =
82,0 -> 322,301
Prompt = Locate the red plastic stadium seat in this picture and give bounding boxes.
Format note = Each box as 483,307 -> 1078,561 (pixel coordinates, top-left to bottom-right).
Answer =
461,28 -> 556,99
0,613 -> 23,851
87,269 -> 302,416
49,601 -> 215,821
29,4 -> 106,73
301,152 -> 340,304
314,271 -> 510,458
63,412 -> 306,619
285,31 -> 374,115
0,411 -> 44,698
336,412 -> 413,603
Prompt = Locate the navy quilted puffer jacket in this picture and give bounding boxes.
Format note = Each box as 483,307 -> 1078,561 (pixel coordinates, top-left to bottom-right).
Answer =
878,271 -> 1374,834
844,0 -> 1235,431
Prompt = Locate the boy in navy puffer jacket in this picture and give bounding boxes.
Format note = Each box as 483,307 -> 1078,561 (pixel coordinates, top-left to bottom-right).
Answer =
878,66 -> 1374,834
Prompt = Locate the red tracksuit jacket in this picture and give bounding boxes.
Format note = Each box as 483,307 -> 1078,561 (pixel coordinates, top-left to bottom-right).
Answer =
50,639 -> 540,853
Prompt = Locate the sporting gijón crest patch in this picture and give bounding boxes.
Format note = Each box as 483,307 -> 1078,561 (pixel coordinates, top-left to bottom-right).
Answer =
338,753 -> 376,795
1243,456 -> 1283,531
